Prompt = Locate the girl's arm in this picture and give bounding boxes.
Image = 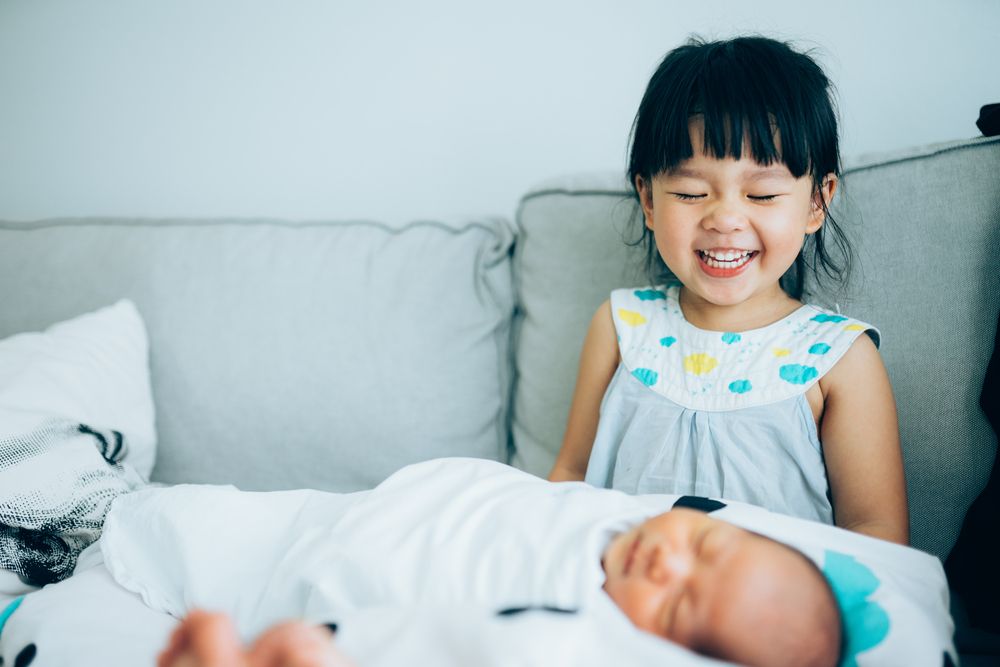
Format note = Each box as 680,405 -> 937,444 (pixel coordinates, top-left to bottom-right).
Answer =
820,335 -> 910,544
547,300 -> 620,482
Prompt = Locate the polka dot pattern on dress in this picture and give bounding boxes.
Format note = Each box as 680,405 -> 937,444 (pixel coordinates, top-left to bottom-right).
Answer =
729,379 -> 752,394
631,368 -> 659,387
608,284 -> 878,410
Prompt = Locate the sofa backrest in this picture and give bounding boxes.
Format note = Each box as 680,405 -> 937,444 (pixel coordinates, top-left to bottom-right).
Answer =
511,136 -> 1000,560
0,217 -> 515,492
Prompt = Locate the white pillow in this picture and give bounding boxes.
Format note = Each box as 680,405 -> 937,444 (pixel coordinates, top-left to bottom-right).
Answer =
0,300 -> 156,478
695,500 -> 956,667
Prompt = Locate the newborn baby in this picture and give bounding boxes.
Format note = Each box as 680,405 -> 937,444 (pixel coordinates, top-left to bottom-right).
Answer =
602,508 -> 840,665
101,459 -> 841,667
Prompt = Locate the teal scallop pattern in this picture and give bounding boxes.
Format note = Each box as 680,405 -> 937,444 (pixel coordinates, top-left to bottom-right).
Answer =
728,379 -> 752,394
812,314 -> 848,323
0,596 -> 24,635
809,343 -> 832,355
822,550 -> 891,667
631,368 -> 659,387
659,336 -> 677,348
634,289 -> 666,301
779,364 -> 818,385
721,332 -> 742,345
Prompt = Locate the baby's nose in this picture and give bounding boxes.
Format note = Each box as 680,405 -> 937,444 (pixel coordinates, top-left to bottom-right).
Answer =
647,545 -> 693,584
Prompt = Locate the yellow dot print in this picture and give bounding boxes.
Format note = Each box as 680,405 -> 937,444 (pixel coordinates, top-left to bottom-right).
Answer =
683,353 -> 719,376
844,324 -> 865,332
772,347 -> 791,357
618,309 -> 647,327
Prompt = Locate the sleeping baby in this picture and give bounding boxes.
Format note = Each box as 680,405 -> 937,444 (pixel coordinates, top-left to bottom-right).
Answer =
102,458 -> 852,667
156,509 -> 840,667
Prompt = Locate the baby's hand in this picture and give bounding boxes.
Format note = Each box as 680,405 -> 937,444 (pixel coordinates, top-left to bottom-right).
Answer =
159,610 -> 356,667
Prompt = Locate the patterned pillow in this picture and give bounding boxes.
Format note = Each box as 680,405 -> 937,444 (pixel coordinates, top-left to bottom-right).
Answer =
0,301 -> 154,591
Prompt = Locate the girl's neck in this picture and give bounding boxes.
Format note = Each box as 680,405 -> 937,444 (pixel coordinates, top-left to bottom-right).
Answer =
677,286 -> 803,333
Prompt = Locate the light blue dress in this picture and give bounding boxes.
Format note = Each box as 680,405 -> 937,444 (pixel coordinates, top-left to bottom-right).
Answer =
584,284 -> 879,524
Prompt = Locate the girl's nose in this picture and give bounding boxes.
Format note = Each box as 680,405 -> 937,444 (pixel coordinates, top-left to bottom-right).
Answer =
702,200 -> 748,234
646,545 -> 693,584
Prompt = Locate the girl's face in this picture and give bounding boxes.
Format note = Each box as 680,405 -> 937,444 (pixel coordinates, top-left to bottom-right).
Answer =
638,121 -> 836,316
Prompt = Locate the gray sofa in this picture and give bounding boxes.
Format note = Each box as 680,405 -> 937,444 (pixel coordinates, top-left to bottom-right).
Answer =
0,136 -> 997,566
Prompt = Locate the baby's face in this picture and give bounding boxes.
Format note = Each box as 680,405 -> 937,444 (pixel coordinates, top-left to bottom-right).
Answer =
602,509 -> 835,665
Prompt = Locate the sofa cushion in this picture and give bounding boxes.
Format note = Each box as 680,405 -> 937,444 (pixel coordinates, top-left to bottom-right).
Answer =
0,217 -> 515,492
812,136 -> 1000,559
510,174 -> 642,479
511,136 -> 1000,559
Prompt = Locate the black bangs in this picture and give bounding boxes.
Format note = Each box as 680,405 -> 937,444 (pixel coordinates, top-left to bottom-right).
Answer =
629,36 -> 840,185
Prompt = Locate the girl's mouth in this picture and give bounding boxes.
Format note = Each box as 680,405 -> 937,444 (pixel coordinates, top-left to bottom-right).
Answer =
696,249 -> 758,277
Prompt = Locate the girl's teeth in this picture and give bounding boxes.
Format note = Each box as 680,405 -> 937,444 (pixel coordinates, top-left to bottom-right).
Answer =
700,251 -> 754,269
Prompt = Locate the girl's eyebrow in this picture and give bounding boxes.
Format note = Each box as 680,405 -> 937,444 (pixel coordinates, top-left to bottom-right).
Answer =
744,166 -> 793,181
664,166 -> 793,180
665,167 -> 705,179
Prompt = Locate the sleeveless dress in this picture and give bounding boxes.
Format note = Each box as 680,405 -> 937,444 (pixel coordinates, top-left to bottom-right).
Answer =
584,284 -> 879,524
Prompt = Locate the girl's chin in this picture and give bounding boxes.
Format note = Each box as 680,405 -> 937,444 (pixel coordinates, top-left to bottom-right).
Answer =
682,284 -> 755,308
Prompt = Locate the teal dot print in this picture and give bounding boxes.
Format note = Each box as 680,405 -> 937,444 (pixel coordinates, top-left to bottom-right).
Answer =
631,368 -> 659,387
811,314 -> 848,323
728,379 -> 752,394
659,336 -> 677,347
0,596 -> 24,635
721,332 -> 742,345
822,550 -> 891,667
634,289 -> 666,301
779,364 -> 818,385
809,343 -> 832,355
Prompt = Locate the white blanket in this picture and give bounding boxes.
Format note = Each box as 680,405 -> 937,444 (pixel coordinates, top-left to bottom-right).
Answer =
0,556 -> 715,667
100,458 -> 956,666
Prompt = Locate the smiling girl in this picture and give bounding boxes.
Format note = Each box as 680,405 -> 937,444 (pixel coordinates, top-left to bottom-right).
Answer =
548,36 -> 909,545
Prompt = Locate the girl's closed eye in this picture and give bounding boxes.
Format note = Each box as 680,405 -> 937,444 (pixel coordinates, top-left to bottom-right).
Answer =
669,192 -> 706,201
746,193 -> 782,202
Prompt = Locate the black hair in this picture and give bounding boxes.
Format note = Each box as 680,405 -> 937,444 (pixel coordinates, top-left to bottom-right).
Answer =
626,35 -> 852,299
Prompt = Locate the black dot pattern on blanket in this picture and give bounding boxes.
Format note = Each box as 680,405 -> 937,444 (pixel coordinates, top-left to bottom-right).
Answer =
672,496 -> 727,513
0,421 -> 141,586
13,643 -> 35,667
322,622 -> 338,634
76,424 -> 128,464
495,606 -> 578,617
0,527 -> 70,587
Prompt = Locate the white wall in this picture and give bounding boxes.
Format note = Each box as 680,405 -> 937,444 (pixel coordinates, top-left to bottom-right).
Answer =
0,0 -> 996,223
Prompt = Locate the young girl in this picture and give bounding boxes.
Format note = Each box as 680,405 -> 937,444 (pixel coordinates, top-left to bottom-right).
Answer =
548,36 -> 909,545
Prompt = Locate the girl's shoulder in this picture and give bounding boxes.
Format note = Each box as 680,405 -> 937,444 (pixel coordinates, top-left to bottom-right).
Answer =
606,284 -> 879,411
